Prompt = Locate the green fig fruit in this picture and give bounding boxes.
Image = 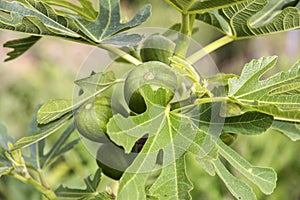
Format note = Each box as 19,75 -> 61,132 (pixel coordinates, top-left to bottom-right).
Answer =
124,61 -> 178,114
74,97 -> 112,143
96,142 -> 137,180
140,34 -> 175,64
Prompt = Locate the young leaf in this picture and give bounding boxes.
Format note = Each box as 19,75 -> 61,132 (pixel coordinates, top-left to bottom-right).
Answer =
11,112 -> 72,151
212,158 -> 257,200
271,120 -> 300,141
196,0 -> 300,39
56,169 -> 113,199
37,99 -> 73,125
37,71 -> 118,125
165,0 -> 247,14
3,36 -> 41,61
217,140 -> 277,195
228,56 -> 300,121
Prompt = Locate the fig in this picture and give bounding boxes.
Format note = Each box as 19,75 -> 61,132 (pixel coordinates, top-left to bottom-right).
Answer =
140,34 -> 175,64
124,61 -> 178,114
74,97 -> 112,143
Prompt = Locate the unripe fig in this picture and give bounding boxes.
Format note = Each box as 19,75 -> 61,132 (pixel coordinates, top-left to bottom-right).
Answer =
74,97 -> 112,143
96,142 -> 137,180
124,61 -> 178,114
140,34 -> 175,64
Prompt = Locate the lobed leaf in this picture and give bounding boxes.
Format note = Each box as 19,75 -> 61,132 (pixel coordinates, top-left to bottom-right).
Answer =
40,0 -> 98,20
1,0 -> 151,61
212,158 -> 257,200
271,120 -> 300,141
165,0 -> 247,14
217,140 -> 277,195
228,56 -> 300,122
107,90 -> 195,199
3,35 -> 41,61
196,0 -> 300,39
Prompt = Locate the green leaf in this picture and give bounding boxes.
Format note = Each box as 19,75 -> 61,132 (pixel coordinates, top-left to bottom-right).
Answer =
148,156 -> 192,200
41,0 -> 98,20
56,169 -> 113,199
37,99 -> 72,124
0,166 -> 12,177
212,158 -> 257,200
223,111 -> 273,135
272,120 -> 300,141
3,35 -> 41,62
74,0 -> 151,44
11,112 -> 72,151
28,121 -> 78,169
165,0 -> 247,14
228,56 -> 300,121
186,103 -> 273,135
107,92 -> 195,199
37,71 -> 118,125
217,140 -> 277,195
196,0 -> 300,39
1,0 -> 151,60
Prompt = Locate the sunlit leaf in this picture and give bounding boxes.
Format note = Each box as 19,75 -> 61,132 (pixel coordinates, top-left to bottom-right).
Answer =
37,71 -> 118,125
165,0 -> 247,14
37,99 -> 73,125
107,88 -> 195,199
41,0 -> 98,20
272,120 -> 300,141
0,0 -> 151,61
196,0 -> 300,39
212,158 -> 257,200
217,140 -> 277,195
228,56 -> 300,121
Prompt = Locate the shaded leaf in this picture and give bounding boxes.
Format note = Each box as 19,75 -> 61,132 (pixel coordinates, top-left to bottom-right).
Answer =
272,120 -> 300,141
228,56 -> 300,121
55,169 -> 113,199
185,103 -> 273,135
212,158 -> 257,200
196,0 -> 300,39
217,140 -> 277,195
223,111 -> 273,135
3,35 -> 41,61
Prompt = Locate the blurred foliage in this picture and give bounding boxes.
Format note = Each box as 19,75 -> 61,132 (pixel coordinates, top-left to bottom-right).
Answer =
0,0 -> 299,199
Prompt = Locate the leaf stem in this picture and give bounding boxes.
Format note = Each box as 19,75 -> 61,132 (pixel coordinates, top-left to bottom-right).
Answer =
187,35 -> 234,64
98,44 -> 142,66
10,173 -> 57,200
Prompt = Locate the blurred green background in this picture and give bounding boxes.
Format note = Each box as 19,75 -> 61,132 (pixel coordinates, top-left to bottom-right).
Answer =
0,0 -> 300,199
